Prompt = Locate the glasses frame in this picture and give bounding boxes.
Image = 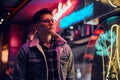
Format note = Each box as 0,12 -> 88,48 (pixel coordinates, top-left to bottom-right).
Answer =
40,19 -> 55,23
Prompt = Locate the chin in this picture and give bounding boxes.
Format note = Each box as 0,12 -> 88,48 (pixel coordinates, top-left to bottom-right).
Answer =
50,29 -> 54,32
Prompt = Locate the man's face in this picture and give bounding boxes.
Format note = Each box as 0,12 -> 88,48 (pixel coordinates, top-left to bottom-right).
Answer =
36,14 -> 55,34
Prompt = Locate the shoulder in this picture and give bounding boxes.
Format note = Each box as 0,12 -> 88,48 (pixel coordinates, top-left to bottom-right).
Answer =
19,41 -> 32,51
17,41 -> 32,56
62,43 -> 71,52
60,43 -> 73,59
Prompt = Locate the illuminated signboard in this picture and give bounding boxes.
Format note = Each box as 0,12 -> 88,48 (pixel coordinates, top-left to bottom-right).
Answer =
60,3 -> 94,29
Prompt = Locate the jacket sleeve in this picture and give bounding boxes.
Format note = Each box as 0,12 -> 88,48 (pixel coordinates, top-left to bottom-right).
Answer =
64,44 -> 75,80
68,48 -> 75,80
13,46 -> 28,80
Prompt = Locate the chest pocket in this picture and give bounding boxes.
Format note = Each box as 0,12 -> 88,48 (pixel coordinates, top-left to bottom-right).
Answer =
60,45 -> 70,62
28,55 -> 44,72
29,58 -> 42,63
29,47 -> 44,63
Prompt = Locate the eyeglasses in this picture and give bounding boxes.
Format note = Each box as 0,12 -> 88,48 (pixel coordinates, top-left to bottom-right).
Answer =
40,19 -> 55,23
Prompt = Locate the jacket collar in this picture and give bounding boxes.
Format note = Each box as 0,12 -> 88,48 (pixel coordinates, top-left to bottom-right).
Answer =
29,32 -> 67,48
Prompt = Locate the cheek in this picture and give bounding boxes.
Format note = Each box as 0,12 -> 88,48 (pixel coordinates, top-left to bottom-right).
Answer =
37,24 -> 47,30
43,26 -> 49,30
40,26 -> 49,32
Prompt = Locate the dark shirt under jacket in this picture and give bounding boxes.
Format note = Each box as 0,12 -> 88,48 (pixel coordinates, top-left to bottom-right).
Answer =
40,38 -> 60,80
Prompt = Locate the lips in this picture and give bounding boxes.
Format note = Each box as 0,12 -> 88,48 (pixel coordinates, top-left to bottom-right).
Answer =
49,26 -> 54,30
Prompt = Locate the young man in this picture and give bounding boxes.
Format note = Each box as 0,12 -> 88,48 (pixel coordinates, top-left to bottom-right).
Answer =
13,8 -> 75,80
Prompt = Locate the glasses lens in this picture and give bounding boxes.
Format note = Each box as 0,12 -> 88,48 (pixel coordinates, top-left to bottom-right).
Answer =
40,19 -> 54,23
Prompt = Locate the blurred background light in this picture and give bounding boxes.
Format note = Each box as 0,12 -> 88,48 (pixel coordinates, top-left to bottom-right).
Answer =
2,45 -> 8,63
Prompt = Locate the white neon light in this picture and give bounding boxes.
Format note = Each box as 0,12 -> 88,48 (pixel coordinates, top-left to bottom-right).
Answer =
53,0 -> 72,20
108,0 -> 117,7
106,24 -> 119,80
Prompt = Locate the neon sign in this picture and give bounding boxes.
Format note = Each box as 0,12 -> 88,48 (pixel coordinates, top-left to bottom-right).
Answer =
52,0 -> 78,32
95,30 -> 116,56
52,0 -> 72,20
60,3 -> 94,29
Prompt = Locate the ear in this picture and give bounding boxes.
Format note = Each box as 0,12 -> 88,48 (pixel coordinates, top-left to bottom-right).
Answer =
33,23 -> 39,31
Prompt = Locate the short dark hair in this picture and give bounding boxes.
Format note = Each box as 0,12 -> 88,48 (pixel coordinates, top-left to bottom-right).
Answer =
32,8 -> 52,24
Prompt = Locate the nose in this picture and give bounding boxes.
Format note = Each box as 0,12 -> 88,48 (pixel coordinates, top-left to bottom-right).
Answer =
49,20 -> 54,26
49,23 -> 53,27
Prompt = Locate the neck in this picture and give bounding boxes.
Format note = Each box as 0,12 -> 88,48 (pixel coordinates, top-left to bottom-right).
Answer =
37,31 -> 53,48
40,33 -> 52,44
43,34 -> 52,48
